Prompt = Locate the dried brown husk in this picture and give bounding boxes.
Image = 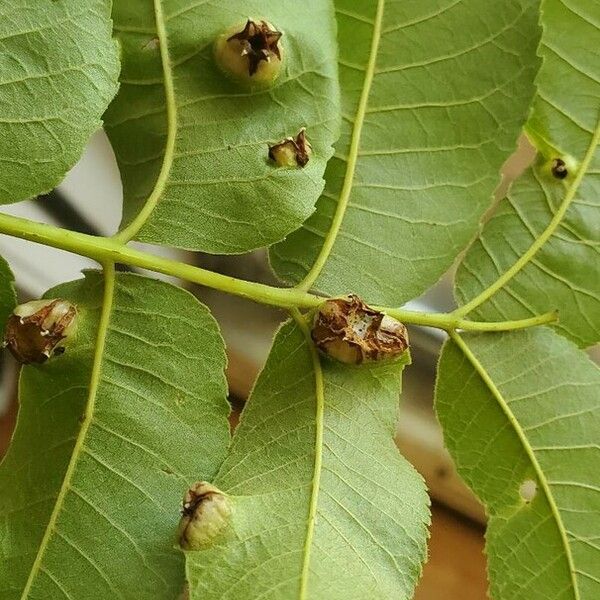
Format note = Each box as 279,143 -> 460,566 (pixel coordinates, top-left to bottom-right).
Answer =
269,129 -> 312,167
4,299 -> 77,364
311,295 -> 409,364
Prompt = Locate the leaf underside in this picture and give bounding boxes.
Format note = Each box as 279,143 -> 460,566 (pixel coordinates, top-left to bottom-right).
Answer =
0,255 -> 16,332
270,0 -> 541,306
186,320 -> 429,600
0,272 -> 230,599
435,328 -> 600,600
0,4 -> 596,600
455,0 -> 600,347
104,0 -> 340,253
0,0 -> 120,204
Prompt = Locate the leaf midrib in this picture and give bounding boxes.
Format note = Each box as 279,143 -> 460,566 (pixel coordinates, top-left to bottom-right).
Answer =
450,331 -> 579,600
297,0 -> 385,292
114,0 -> 177,243
290,310 -> 325,600
20,1 -> 179,590
20,264 -> 117,599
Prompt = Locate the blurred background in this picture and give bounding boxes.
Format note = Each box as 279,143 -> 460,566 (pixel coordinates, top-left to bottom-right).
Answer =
3,130 -> 594,599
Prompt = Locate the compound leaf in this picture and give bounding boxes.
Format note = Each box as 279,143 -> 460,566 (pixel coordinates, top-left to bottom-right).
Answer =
0,272 -> 230,599
0,0 -> 120,204
105,0 -> 340,253
455,0 -> 600,347
270,0 -> 541,305
186,320 -> 429,600
435,327 -> 600,600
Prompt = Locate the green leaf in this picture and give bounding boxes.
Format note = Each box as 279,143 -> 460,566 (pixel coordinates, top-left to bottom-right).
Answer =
0,254 -> 16,332
104,0 -> 340,253
270,0 -> 541,305
0,271 -> 230,599
0,0 -> 120,204
435,327 -> 600,600
186,320 -> 429,600
455,0 -> 600,347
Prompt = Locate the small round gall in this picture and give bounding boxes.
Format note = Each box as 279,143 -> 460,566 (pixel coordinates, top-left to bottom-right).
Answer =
546,154 -> 578,181
311,295 -> 409,365
269,129 -> 312,168
3,299 -> 77,364
551,158 -> 568,179
177,482 -> 232,551
214,18 -> 283,88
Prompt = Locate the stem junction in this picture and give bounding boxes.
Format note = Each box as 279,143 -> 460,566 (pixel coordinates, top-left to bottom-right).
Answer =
0,211 -> 557,334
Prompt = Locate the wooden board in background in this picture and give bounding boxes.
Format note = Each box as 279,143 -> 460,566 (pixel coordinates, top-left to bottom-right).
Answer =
417,505 -> 487,600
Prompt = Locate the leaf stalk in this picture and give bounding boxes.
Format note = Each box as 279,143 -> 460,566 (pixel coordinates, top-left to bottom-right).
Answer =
0,211 -> 557,334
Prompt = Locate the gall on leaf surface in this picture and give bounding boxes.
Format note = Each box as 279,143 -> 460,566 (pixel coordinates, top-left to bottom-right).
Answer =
0,272 -> 230,599
105,0 -> 340,253
4,299 -> 77,364
0,0 -> 119,204
435,327 -> 600,600
455,0 -> 600,347
270,0 -> 541,306
185,320 -> 429,600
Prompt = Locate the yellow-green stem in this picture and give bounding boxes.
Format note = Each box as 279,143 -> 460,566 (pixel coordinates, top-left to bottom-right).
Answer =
383,307 -> 558,332
0,211 -> 319,310
290,308 -> 325,600
20,262 -> 117,598
295,0 -> 385,292
113,0 -> 177,244
0,211 -> 557,333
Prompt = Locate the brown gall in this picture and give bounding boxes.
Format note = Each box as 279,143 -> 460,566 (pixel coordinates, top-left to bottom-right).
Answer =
311,295 -> 409,364
269,129 -> 312,168
4,299 -> 77,365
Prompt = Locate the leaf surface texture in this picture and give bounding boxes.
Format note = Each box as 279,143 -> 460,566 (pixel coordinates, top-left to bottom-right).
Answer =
435,328 -> 600,600
0,255 -> 16,331
0,272 -> 230,599
455,0 -> 600,346
0,0 -> 119,203
270,0 -> 541,305
186,320 -> 429,600
105,0 -> 340,253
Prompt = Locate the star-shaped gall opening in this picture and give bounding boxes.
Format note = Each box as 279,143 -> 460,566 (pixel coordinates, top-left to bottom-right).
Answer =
228,19 -> 283,76
269,129 -> 312,168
